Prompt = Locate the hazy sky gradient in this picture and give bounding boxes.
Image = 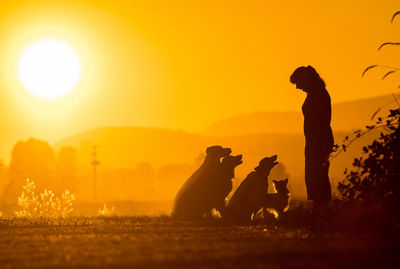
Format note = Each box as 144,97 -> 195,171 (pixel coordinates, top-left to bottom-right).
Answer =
0,0 -> 399,159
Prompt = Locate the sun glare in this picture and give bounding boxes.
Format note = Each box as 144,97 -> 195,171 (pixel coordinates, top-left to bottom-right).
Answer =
18,39 -> 81,99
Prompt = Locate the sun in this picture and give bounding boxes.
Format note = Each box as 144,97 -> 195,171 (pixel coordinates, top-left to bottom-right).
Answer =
18,39 -> 81,99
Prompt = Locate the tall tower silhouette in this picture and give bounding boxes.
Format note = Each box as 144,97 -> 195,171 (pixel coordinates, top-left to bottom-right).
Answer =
91,146 -> 100,202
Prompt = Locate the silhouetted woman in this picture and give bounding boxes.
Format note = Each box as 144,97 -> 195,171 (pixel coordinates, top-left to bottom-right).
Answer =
290,66 -> 334,206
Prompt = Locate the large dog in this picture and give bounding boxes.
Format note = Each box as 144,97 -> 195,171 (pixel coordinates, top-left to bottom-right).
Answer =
223,155 -> 279,224
171,145 -> 231,220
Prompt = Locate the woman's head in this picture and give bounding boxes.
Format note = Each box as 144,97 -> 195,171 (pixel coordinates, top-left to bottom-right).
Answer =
290,65 -> 325,93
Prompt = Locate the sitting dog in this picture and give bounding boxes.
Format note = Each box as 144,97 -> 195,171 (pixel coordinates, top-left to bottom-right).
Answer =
223,155 -> 278,224
209,154 -> 243,216
171,145 -> 231,220
262,178 -> 290,219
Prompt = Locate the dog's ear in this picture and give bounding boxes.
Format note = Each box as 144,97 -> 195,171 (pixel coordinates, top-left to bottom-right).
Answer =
272,180 -> 278,184
284,178 -> 288,183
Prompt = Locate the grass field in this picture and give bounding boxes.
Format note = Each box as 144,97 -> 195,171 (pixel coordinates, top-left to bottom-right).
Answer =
0,216 -> 399,269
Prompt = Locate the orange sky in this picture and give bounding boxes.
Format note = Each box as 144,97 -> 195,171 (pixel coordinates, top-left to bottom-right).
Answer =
0,0 -> 399,159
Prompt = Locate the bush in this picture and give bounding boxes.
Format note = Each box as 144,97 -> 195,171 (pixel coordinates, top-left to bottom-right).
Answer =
15,178 -> 76,218
337,10 -> 400,221
338,108 -> 400,215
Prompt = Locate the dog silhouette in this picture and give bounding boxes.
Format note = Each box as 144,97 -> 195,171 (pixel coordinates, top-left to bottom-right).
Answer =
223,155 -> 278,224
171,145 -> 231,220
263,179 -> 290,219
209,154 -> 243,216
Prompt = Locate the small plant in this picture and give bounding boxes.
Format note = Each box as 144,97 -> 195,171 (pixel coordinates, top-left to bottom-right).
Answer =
98,204 -> 115,217
15,178 -> 76,218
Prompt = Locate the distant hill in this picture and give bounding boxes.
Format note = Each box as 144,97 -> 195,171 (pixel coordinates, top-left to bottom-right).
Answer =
201,94 -> 399,136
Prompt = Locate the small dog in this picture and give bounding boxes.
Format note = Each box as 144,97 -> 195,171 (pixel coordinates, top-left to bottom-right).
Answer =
262,178 -> 290,219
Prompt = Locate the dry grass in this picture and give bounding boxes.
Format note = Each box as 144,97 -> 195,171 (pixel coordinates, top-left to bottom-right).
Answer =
0,215 -> 399,268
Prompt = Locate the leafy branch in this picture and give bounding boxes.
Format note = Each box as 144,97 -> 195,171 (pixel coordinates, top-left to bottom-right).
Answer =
330,117 -> 399,161
330,93 -> 400,161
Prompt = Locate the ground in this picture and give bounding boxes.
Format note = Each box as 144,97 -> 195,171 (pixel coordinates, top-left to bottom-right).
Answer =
0,217 -> 399,269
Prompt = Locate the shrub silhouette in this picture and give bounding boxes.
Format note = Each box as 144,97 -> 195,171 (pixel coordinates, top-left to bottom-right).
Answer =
338,11 -> 400,216
338,109 -> 400,211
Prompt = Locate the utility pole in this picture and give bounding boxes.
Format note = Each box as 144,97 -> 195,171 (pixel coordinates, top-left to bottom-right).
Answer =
91,146 -> 100,202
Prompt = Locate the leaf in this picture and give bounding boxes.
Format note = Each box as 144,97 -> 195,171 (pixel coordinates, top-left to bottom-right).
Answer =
382,70 -> 396,80
391,11 -> 400,23
378,42 -> 400,51
389,109 -> 400,117
370,107 -> 381,120
362,65 -> 378,77
366,125 -> 375,130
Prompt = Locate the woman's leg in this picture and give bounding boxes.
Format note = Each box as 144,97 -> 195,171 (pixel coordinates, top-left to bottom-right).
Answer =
305,153 -> 331,203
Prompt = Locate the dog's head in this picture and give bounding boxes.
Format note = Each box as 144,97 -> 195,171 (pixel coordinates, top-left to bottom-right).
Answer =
221,154 -> 243,168
255,155 -> 278,174
206,145 -> 232,159
272,178 -> 289,194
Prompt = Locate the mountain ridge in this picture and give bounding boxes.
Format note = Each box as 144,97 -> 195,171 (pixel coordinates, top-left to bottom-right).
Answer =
201,94 -> 399,136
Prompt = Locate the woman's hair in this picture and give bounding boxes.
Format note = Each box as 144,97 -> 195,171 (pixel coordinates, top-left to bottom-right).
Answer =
290,65 -> 326,89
